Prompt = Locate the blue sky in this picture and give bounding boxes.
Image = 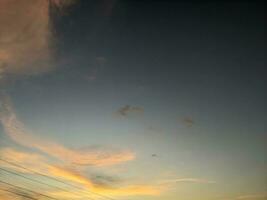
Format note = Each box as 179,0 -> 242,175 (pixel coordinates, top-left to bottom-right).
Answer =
0,0 -> 266,200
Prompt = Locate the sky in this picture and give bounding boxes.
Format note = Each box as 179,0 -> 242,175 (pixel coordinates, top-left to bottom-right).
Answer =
0,0 -> 266,200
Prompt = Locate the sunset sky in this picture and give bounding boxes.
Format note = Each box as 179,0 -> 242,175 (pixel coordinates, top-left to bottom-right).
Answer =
0,0 -> 266,200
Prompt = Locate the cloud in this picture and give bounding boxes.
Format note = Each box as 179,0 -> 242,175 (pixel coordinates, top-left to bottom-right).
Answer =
0,95 -> 209,198
48,165 -> 164,197
48,166 -> 95,187
116,105 -> 144,117
182,117 -> 194,127
71,145 -> 135,166
0,147 -> 164,198
0,94 -> 164,198
0,148 -> 94,187
0,190 -> 16,200
0,0 -> 75,79
95,184 -> 163,197
0,0 -> 51,77
50,184 -> 163,199
159,178 -> 216,184
89,173 -> 121,188
51,0 -> 77,8
0,93 -> 135,167
0,1 -> 165,199
0,147 -> 50,174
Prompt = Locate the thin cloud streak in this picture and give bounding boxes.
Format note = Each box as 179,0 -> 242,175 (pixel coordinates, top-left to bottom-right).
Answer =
160,178 -> 216,184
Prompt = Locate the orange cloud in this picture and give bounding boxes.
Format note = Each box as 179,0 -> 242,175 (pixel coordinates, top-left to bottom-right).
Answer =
0,93 -> 135,167
0,94 -> 162,199
49,165 -> 164,197
0,0 -> 75,78
0,148 -> 49,174
48,191 -> 82,199
48,166 -> 94,188
0,148 -> 164,199
0,0 -> 51,76
0,190 -> 17,200
71,146 -> 135,166
49,185 -> 163,199
49,166 -> 163,198
0,1 -> 164,199
94,185 -> 163,197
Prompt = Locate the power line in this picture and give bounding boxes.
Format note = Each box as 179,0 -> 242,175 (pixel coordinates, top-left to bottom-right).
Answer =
0,158 -> 76,187
0,167 -> 91,199
0,131 -> 115,199
0,158 -> 116,200
0,180 -> 61,200
0,187 -> 38,200
0,167 -> 85,196
0,167 -> 58,189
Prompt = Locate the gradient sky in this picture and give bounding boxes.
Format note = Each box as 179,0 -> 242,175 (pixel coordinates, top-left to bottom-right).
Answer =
0,1 -> 266,200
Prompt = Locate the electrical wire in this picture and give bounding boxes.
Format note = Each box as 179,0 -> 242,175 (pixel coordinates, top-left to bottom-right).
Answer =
0,158 -> 116,200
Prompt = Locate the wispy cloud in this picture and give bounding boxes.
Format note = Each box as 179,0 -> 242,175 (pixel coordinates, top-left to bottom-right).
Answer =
0,1 -> 165,199
0,0 -> 75,79
160,178 -> 216,184
182,117 -> 195,127
0,190 -> 14,199
0,147 -> 50,173
0,94 -> 166,198
116,105 -> 144,117
0,147 -> 164,198
0,94 -> 135,167
89,173 -> 121,188
49,165 -> 165,197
